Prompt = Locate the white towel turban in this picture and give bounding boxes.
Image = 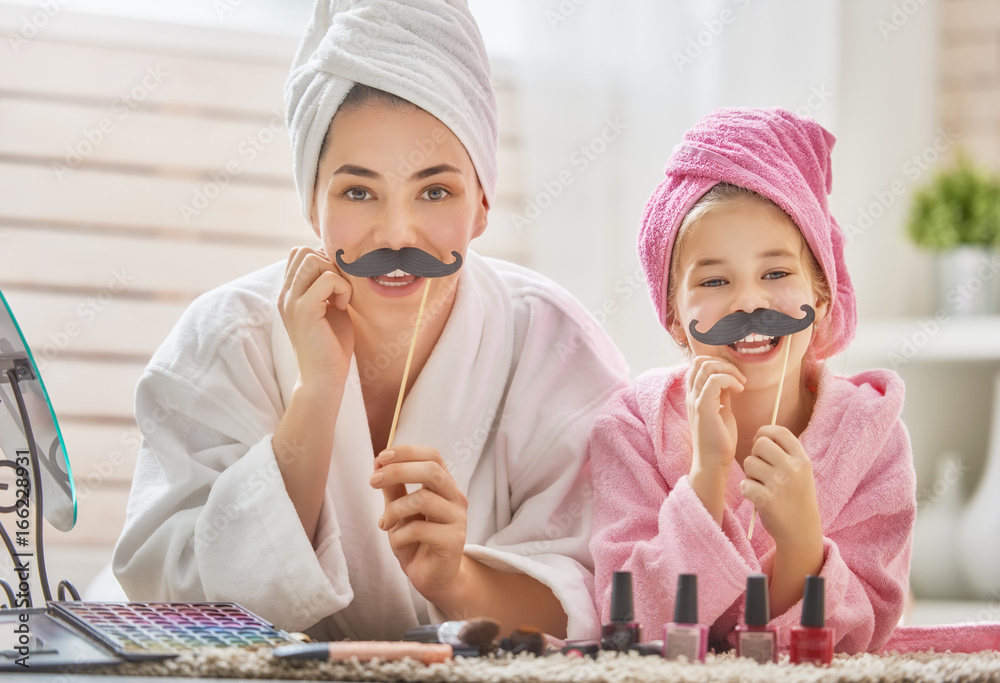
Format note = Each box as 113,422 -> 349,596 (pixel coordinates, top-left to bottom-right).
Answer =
284,0 -> 499,220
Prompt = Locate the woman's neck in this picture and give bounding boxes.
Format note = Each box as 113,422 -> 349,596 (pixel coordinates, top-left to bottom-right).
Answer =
351,278 -> 458,450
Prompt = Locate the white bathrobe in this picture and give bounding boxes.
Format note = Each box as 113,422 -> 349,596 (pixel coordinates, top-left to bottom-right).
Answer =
112,251 -> 629,641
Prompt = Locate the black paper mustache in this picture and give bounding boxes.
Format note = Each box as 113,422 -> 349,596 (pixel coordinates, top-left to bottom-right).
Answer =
335,248 -> 463,278
688,305 -> 816,346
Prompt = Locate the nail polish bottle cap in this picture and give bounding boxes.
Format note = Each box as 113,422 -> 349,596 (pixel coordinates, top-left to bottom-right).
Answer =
801,575 -> 825,628
610,571 -> 634,622
745,573 -> 770,626
673,573 -> 698,624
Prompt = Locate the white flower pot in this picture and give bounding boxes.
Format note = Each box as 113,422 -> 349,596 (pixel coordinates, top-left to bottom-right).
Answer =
934,246 -> 1000,316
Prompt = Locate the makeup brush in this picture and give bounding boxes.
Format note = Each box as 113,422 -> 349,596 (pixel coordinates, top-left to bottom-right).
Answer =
404,617 -> 500,648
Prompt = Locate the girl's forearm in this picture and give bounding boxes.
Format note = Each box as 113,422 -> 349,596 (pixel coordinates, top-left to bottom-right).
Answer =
769,538 -> 824,618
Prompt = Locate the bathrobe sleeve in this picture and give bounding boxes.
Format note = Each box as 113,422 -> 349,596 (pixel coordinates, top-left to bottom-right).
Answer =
112,274 -> 352,632
589,376 -> 756,642
458,274 -> 629,640
769,414 -> 916,654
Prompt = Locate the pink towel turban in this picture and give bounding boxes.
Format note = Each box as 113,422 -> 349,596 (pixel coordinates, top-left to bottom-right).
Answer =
637,107 -> 856,359
284,0 -> 498,219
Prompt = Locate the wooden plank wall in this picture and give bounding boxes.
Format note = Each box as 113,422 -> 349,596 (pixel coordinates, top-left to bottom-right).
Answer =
939,0 -> 1000,166
0,8 -> 526,577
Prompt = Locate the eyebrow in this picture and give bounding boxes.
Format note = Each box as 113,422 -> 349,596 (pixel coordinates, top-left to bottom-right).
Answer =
689,248 -> 797,270
332,163 -> 461,181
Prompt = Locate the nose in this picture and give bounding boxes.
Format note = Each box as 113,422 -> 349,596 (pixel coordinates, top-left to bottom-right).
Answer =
730,281 -> 770,314
372,198 -> 419,251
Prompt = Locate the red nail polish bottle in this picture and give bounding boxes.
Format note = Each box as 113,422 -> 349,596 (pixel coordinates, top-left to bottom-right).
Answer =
735,573 -> 777,663
601,571 -> 640,652
662,574 -> 708,661
790,575 -> 834,665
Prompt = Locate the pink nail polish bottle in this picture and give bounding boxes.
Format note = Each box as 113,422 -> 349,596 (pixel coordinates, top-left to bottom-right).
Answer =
601,571 -> 640,652
662,574 -> 708,661
735,573 -> 777,663
790,575 -> 834,665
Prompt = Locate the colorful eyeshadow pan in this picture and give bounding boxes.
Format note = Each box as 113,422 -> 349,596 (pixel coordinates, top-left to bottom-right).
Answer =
49,602 -> 297,660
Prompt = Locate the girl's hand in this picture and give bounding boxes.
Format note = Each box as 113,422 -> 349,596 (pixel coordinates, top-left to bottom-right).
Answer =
686,356 -> 745,524
370,445 -> 469,601
741,425 -> 823,549
278,246 -> 354,389
687,356 -> 746,471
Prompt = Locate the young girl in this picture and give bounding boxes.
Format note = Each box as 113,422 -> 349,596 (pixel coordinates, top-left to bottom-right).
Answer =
113,0 -> 628,641
589,108 -> 916,653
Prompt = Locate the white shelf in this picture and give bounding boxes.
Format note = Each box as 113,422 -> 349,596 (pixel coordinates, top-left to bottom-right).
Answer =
847,316 -> 1000,363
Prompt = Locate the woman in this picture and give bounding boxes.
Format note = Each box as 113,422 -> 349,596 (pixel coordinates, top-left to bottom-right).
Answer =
112,0 -> 628,642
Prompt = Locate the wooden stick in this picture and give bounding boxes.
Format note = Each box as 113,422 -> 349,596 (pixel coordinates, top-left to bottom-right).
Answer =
385,279 -> 431,451
747,337 -> 792,540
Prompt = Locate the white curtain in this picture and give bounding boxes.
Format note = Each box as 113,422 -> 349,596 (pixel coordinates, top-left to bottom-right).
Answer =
470,0 -> 840,372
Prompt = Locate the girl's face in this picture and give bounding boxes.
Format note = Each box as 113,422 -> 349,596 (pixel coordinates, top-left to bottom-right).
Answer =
670,201 -> 828,387
311,102 -> 488,327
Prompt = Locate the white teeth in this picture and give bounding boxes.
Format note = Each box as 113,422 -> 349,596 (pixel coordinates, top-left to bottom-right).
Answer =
734,332 -> 776,344
375,269 -> 414,286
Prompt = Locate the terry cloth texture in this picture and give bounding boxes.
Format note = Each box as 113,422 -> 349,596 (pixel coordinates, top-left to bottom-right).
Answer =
637,107 -> 856,359
284,0 -> 498,218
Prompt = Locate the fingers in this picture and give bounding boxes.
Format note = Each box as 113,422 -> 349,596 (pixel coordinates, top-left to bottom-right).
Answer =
280,246 -> 352,312
689,356 -> 747,397
370,446 -> 468,529
384,518 -> 466,555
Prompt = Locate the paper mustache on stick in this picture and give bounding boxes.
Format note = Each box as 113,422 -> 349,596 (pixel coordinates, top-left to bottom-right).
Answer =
688,305 -> 815,346
335,248 -> 463,279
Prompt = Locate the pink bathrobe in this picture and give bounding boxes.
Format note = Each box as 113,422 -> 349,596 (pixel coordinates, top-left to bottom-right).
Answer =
589,363 -> 916,654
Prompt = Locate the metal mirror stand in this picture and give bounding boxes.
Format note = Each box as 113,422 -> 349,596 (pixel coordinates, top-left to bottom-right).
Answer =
0,355 -> 79,609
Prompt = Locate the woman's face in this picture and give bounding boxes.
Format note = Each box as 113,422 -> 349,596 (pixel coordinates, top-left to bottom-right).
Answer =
671,201 -> 828,389
311,102 -> 488,327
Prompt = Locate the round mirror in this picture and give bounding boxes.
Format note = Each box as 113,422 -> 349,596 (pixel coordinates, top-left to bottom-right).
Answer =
0,290 -> 76,531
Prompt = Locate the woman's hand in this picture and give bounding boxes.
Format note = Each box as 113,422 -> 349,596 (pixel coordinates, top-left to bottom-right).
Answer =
370,445 -> 469,601
277,246 -> 354,389
741,425 -> 823,550
686,356 -> 746,523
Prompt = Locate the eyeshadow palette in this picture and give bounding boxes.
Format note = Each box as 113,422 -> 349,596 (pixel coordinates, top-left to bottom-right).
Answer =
48,601 -> 299,661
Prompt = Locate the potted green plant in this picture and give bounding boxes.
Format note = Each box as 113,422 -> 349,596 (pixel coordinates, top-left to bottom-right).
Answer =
906,151 -> 1000,315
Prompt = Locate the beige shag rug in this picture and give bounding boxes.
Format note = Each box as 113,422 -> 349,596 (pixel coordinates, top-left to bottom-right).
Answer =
81,646 -> 1000,683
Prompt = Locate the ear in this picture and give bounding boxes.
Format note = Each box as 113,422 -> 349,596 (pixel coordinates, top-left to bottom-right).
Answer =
471,187 -> 489,240
811,293 -> 830,325
666,310 -> 688,348
308,199 -> 322,239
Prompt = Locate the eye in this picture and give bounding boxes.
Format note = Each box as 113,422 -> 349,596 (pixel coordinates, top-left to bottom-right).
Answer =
763,271 -> 789,280
700,278 -> 726,288
344,187 -> 372,201
422,186 -> 450,201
